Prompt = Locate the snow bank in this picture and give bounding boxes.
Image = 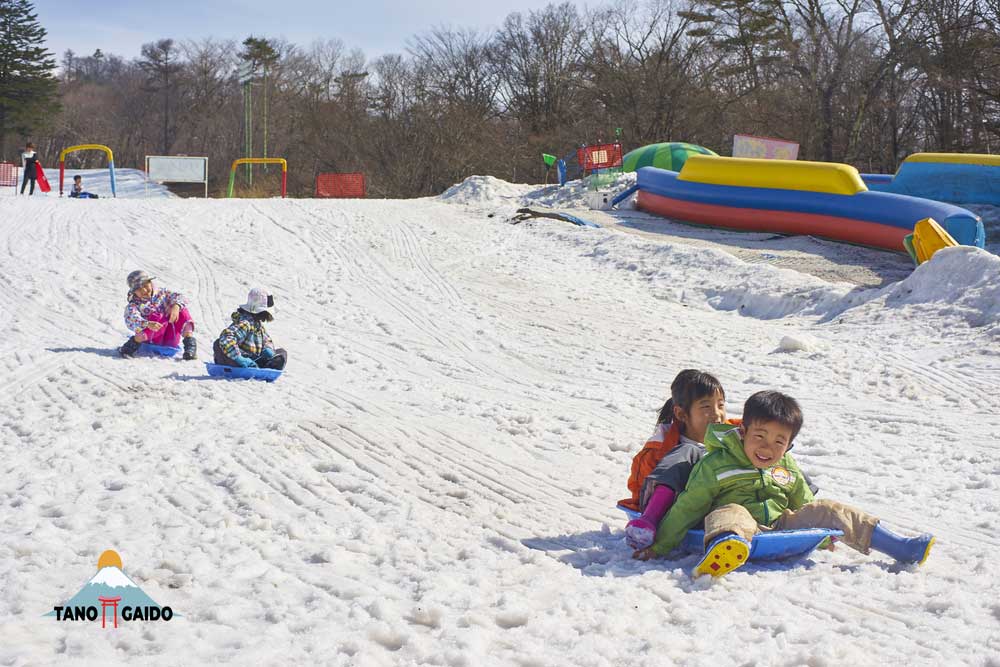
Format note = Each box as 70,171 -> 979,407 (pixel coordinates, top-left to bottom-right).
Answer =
439,172 -> 637,212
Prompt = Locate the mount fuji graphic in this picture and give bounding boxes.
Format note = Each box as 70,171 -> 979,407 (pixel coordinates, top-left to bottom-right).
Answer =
46,566 -> 163,616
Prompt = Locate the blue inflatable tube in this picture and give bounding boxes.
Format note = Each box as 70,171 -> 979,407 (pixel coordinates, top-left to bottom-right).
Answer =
636,167 -> 984,249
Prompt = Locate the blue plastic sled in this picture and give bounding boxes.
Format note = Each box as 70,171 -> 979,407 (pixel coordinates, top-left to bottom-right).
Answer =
618,504 -> 841,562
140,343 -> 181,357
204,362 -> 282,382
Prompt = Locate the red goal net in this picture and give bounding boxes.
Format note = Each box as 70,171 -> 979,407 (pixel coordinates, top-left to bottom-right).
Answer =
316,172 -> 366,198
0,162 -> 16,189
576,143 -> 623,175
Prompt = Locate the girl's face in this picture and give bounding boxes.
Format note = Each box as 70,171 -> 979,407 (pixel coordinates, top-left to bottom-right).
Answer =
674,390 -> 726,443
134,281 -> 153,299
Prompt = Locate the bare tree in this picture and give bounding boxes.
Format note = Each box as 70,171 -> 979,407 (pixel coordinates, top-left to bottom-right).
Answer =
139,39 -> 183,154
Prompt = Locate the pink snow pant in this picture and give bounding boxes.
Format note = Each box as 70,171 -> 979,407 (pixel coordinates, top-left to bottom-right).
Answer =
141,308 -> 194,347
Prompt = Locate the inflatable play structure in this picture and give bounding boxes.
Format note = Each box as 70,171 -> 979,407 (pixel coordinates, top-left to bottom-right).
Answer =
634,155 -> 985,251
862,153 -> 1000,206
228,158 -> 287,198
59,144 -> 116,197
617,505 -> 841,562
622,142 -> 717,173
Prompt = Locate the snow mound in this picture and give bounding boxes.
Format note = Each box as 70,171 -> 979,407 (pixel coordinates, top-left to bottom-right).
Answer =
438,175 -> 535,205
439,172 -> 637,212
778,334 -> 819,352
865,245 -> 1000,330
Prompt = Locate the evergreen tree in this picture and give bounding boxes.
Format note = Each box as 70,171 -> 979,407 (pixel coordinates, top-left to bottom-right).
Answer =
0,0 -> 58,159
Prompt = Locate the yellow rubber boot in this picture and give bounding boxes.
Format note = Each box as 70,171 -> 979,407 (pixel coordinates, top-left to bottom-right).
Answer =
694,534 -> 751,578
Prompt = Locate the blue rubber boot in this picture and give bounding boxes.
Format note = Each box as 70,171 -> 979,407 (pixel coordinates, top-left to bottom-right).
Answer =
694,533 -> 751,578
870,523 -> 934,565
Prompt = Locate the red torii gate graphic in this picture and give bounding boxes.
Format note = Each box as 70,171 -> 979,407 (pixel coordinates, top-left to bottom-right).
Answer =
98,596 -> 121,629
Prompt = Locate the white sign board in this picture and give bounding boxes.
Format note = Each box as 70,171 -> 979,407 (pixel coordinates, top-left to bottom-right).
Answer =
732,134 -> 799,160
145,156 -> 209,197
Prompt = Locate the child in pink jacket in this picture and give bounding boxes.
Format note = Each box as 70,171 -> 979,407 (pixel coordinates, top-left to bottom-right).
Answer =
119,270 -> 197,359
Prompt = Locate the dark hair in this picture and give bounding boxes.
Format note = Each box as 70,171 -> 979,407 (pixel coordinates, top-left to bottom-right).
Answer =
656,369 -> 725,425
73,175 -> 81,181
742,390 -> 803,442
238,307 -> 273,322
26,142 -> 34,149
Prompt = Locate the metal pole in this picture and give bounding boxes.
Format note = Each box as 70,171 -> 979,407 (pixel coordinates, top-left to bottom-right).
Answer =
245,81 -> 253,186
263,64 -> 268,173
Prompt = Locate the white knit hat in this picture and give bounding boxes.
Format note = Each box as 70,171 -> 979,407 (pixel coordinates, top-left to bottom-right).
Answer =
240,287 -> 274,314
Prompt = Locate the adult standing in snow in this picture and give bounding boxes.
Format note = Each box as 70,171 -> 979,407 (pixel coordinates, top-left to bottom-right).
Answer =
20,142 -> 38,195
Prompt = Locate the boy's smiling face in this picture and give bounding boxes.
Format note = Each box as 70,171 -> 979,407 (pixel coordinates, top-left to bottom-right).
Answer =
740,420 -> 794,468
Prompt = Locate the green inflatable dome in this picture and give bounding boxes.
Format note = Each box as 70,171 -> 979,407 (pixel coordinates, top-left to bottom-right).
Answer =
622,142 -> 717,173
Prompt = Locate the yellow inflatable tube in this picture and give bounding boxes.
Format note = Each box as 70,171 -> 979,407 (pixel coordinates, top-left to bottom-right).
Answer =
903,152 -> 1000,167
677,154 -> 868,195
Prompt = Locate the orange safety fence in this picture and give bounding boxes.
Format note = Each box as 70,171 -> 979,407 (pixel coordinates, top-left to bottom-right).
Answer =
316,172 -> 366,198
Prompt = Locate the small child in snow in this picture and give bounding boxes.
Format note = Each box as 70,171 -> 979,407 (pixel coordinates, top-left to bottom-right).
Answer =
69,175 -> 99,199
213,288 -> 287,370
634,390 -> 934,576
120,270 -> 197,359
620,370 -> 734,549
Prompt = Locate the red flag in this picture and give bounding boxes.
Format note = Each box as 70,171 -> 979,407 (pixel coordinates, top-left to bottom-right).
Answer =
35,162 -> 51,193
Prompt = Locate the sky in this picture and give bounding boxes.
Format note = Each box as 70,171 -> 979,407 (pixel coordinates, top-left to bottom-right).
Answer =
34,0 -> 570,63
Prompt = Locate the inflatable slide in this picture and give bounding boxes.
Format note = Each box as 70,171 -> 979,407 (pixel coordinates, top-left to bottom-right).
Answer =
635,155 -> 985,251
862,153 -> 1000,206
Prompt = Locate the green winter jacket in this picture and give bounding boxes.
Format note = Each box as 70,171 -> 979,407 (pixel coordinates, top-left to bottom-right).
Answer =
649,423 -> 814,556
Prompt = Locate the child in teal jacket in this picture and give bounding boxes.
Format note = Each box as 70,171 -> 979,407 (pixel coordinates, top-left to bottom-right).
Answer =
213,288 -> 287,370
634,390 -> 934,577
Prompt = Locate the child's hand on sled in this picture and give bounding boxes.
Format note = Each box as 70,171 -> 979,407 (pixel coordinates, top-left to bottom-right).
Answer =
632,547 -> 661,561
818,536 -> 837,551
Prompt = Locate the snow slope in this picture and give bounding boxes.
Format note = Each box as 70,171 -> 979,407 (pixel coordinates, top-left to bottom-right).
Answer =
2,167 -> 174,199
1,186 -> 999,666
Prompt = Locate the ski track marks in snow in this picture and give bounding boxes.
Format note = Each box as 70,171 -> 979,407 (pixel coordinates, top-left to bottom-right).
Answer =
1,195 -> 999,666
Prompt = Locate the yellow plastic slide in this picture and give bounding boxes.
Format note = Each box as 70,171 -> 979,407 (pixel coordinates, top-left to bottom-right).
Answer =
912,217 -> 958,264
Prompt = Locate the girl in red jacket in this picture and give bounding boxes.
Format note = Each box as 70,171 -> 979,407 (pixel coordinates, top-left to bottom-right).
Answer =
620,370 -> 730,549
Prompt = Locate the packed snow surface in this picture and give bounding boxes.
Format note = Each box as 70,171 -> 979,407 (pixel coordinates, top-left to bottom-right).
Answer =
1,175 -> 999,665
3,166 -> 176,199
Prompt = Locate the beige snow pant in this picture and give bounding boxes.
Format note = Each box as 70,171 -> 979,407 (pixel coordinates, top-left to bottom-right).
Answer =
703,500 -> 879,554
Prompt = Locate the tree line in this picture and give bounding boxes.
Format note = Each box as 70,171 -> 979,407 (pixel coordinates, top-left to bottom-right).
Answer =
3,0 -> 999,197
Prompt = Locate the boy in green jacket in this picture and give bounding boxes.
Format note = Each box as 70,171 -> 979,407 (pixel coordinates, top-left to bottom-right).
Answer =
634,390 -> 934,577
